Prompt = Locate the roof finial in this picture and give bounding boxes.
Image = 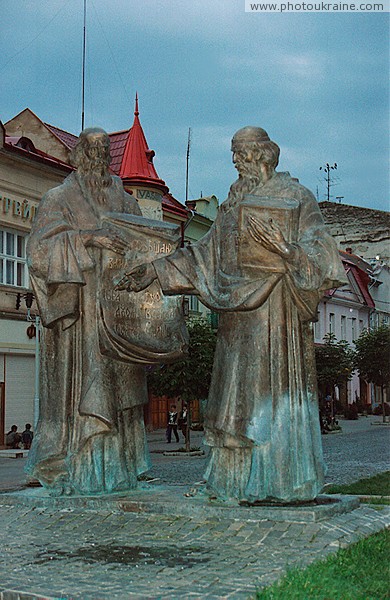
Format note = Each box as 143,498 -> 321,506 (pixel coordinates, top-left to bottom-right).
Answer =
134,92 -> 139,117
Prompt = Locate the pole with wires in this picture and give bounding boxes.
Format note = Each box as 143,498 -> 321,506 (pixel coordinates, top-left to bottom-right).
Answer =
81,0 -> 87,131
185,127 -> 191,203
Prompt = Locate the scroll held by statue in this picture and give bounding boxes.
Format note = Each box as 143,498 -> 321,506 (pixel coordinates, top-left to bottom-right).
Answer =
99,213 -> 188,364
239,195 -> 300,273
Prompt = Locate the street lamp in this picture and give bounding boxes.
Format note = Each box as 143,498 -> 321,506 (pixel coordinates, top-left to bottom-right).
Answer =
15,291 -> 40,428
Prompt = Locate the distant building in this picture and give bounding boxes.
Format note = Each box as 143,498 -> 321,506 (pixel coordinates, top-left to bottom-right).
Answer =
5,102 -> 189,226
319,200 -> 390,353
319,201 -> 390,262
0,120 -> 72,444
184,195 -> 219,317
314,249 -> 376,408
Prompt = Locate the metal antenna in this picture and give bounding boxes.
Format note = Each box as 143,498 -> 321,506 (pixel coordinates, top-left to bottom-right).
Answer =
81,0 -> 87,131
319,162 -> 337,201
185,127 -> 191,202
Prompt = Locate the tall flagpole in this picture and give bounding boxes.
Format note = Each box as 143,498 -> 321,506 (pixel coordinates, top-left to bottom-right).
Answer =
185,127 -> 191,202
81,0 -> 87,131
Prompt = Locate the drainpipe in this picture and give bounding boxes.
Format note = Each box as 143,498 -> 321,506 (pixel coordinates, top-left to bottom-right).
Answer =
182,210 -> 195,247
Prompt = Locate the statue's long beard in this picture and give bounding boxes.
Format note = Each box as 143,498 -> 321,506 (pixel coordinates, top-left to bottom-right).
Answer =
229,173 -> 262,201
229,160 -> 263,201
78,157 -> 112,205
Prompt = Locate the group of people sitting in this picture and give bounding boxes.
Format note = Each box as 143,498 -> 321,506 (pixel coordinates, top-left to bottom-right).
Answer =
5,424 -> 33,449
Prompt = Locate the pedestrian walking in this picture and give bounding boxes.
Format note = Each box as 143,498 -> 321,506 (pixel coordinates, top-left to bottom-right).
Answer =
178,403 -> 188,441
167,405 -> 179,443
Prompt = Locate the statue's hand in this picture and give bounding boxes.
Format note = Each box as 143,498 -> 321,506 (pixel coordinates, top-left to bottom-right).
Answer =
247,216 -> 297,261
82,227 -> 128,255
115,263 -> 157,292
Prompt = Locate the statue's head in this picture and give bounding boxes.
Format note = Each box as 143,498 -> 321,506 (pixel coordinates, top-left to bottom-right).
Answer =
231,126 -> 280,179
70,128 -> 113,203
70,127 -> 111,172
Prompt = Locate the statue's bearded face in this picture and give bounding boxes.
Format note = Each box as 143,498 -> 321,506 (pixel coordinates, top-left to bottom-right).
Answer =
228,143 -> 263,200
74,131 -> 112,203
232,146 -> 261,179
83,132 -> 111,172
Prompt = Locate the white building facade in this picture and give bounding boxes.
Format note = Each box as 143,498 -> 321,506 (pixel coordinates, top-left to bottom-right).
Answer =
314,251 -> 375,408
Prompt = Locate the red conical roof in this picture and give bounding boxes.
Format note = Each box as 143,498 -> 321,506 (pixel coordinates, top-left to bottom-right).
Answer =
119,94 -> 168,194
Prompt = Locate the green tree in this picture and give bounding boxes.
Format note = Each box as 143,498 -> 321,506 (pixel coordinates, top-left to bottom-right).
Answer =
354,325 -> 390,422
315,333 -> 354,410
148,317 -> 217,450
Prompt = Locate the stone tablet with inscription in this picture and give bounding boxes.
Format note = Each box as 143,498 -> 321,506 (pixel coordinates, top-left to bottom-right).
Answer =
98,213 -> 189,364
239,195 -> 300,273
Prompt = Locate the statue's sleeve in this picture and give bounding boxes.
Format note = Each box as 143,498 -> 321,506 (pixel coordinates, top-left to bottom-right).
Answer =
153,219 -> 219,297
281,191 -> 347,321
27,190 -> 94,328
286,191 -> 347,293
123,190 -> 143,217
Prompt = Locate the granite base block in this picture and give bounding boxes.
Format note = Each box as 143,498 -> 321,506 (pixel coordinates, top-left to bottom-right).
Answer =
0,485 -> 360,523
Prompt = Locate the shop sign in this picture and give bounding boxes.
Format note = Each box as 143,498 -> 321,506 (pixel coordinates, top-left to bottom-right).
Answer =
136,189 -> 162,203
1,194 -> 37,222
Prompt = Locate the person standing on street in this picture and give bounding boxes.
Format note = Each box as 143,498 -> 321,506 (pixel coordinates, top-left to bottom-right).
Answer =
167,405 -> 179,443
179,403 -> 188,441
22,424 -> 34,449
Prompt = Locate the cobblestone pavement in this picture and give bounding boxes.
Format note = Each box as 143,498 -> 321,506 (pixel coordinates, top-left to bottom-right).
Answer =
146,416 -> 390,487
0,417 -> 389,599
0,500 -> 389,599
322,425 -> 390,485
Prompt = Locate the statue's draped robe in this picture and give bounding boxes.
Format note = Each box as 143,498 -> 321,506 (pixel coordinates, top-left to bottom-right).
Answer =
26,173 -> 151,495
154,172 -> 346,502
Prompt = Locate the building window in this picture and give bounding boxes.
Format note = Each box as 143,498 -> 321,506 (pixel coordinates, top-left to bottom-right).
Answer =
351,317 -> 357,341
340,315 -> 346,340
189,295 -> 199,312
329,312 -> 335,334
0,228 -> 28,288
208,312 -> 219,329
370,312 -> 379,329
314,311 -> 321,340
359,319 -> 364,333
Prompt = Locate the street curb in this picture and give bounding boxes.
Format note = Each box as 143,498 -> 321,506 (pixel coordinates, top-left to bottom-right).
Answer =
162,450 -> 205,457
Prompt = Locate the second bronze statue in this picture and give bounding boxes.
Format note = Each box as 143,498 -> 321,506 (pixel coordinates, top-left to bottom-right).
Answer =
117,126 -> 347,504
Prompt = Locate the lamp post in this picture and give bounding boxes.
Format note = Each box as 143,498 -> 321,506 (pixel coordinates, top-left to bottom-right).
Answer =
16,292 -> 40,428
28,315 -> 40,430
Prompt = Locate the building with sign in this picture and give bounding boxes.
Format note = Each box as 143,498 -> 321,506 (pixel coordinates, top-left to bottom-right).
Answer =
0,122 -> 72,444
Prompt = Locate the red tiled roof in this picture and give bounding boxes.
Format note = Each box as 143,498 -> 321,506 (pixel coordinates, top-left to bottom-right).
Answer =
348,263 -> 375,308
3,137 -> 72,172
45,123 -> 129,175
118,95 -> 168,194
45,123 -> 78,149
6,105 -> 188,217
109,129 -> 129,174
163,192 -> 189,219
327,256 -> 375,308
339,249 -> 371,274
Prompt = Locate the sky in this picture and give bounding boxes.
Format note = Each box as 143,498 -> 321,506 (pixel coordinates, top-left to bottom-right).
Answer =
1,0 -> 389,212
